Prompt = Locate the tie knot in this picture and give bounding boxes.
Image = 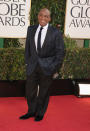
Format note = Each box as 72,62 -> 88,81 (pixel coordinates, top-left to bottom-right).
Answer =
40,27 -> 43,31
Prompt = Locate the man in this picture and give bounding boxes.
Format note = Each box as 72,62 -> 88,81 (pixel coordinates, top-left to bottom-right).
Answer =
20,8 -> 64,121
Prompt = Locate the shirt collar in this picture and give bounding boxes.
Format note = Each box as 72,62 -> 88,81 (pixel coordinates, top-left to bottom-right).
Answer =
39,23 -> 49,30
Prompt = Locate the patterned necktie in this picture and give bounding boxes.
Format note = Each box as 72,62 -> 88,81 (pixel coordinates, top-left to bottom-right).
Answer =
37,27 -> 43,54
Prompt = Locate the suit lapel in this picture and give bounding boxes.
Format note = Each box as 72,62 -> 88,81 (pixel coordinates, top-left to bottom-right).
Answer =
30,24 -> 52,52
42,25 -> 52,49
31,25 -> 38,51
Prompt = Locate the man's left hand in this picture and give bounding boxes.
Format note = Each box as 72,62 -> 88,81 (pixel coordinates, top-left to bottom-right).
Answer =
53,73 -> 59,79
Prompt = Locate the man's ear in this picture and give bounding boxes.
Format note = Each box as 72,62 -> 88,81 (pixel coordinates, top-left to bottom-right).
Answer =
49,17 -> 51,22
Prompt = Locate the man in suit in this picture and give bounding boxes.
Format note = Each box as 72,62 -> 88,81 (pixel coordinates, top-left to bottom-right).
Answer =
19,8 -> 64,121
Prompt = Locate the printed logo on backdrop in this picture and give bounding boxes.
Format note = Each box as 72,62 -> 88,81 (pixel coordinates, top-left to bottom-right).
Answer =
0,0 -> 31,38
64,0 -> 90,39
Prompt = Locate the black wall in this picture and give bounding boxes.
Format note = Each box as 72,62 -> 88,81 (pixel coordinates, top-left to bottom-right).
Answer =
0,79 -> 75,97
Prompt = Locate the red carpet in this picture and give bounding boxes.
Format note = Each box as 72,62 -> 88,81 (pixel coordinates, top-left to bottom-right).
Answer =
0,95 -> 90,131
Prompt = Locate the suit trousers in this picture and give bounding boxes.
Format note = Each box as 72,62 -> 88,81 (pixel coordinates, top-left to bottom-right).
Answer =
25,64 -> 53,117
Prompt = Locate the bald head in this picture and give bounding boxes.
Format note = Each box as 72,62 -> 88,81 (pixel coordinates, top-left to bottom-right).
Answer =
38,8 -> 51,16
38,8 -> 51,27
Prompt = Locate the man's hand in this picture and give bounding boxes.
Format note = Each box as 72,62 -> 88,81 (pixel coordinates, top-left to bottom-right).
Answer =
53,72 -> 59,79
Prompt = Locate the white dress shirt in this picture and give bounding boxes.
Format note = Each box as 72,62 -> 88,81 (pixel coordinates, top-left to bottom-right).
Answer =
34,24 -> 49,50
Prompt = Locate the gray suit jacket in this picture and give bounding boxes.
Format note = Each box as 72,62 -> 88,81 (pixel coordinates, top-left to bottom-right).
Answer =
25,24 -> 64,76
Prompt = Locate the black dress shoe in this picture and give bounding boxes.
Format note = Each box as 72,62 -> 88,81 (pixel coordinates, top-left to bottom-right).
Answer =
19,113 -> 35,120
34,115 -> 43,122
